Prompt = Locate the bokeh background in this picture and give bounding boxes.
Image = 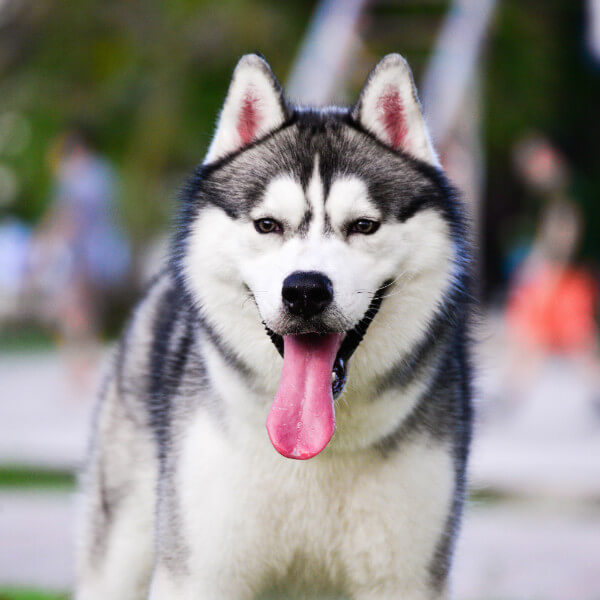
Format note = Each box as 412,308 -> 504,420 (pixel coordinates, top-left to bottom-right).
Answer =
1,0 -> 599,598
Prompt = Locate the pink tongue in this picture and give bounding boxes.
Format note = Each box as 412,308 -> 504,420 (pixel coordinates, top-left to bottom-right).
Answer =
267,333 -> 343,460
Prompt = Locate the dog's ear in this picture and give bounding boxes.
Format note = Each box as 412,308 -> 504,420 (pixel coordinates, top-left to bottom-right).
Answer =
352,54 -> 439,166
204,54 -> 288,164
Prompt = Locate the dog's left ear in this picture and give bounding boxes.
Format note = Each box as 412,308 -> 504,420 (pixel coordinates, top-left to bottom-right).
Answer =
352,54 -> 439,166
204,54 -> 288,164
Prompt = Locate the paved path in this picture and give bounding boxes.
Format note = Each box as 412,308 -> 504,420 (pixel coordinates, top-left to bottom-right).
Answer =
0,351 -> 96,469
3,350 -> 600,495
453,502 -> 600,600
2,348 -> 600,597
0,491 -> 75,590
2,490 -> 600,599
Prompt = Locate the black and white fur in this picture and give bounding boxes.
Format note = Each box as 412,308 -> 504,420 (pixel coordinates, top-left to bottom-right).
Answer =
76,54 -> 472,600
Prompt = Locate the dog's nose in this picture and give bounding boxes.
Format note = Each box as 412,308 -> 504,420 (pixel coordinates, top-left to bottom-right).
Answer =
282,271 -> 333,319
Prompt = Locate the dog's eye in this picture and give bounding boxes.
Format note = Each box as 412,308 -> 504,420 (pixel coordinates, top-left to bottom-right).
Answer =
254,218 -> 283,234
349,219 -> 380,235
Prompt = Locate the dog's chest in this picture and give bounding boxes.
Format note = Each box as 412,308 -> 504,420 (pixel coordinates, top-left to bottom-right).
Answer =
174,411 -> 454,593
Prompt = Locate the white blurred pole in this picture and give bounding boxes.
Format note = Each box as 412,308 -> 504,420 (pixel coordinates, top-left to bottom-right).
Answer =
286,0 -> 368,105
444,64 -> 484,223
421,0 -> 497,230
421,0 -> 497,147
587,0 -> 600,61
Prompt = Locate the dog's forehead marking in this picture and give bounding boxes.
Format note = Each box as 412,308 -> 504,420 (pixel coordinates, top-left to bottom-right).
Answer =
327,176 -> 380,230
251,156 -> 379,237
305,155 -> 326,237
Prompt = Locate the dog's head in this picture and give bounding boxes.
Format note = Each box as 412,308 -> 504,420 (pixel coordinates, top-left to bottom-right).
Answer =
176,54 -> 467,459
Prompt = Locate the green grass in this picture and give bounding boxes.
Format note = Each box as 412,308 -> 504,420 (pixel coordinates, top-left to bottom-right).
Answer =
0,326 -> 55,353
0,589 -> 68,600
468,487 -> 513,504
0,466 -> 76,491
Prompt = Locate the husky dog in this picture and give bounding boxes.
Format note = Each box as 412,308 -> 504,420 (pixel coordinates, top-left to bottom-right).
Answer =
76,54 -> 472,600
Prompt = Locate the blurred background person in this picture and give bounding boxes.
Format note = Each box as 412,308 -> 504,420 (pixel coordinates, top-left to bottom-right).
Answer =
498,136 -> 600,437
27,129 -> 130,389
506,197 -> 599,436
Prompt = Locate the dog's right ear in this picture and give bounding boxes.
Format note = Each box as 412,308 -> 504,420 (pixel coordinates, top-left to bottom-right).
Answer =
204,54 -> 288,164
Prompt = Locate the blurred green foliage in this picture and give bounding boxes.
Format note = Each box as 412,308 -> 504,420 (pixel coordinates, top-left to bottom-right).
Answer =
0,0 -> 598,287
0,0 -> 316,246
483,1 -> 600,283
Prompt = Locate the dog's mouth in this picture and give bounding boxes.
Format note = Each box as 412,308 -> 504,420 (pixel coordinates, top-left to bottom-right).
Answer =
264,284 -> 387,460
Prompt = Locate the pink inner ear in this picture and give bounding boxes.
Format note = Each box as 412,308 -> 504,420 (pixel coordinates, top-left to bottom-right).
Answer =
237,91 -> 260,146
377,88 -> 408,150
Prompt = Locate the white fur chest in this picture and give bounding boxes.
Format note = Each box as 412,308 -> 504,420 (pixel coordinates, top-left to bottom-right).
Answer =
173,408 -> 454,598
